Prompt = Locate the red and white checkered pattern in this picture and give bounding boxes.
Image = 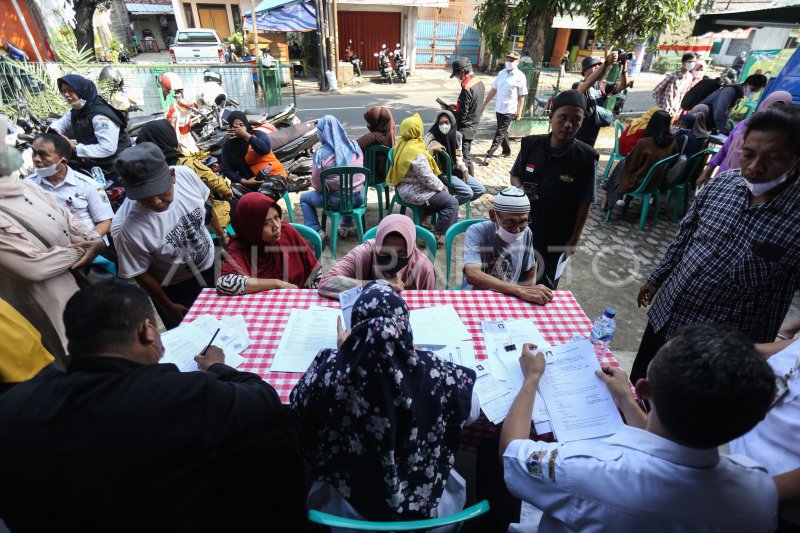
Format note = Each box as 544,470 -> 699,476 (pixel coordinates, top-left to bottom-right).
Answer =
186,289 -> 619,403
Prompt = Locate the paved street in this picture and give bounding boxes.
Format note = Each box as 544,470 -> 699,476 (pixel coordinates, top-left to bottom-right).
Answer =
281,69 -> 799,370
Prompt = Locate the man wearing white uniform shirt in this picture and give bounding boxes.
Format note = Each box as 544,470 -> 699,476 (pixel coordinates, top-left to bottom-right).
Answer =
26,133 -> 113,237
480,51 -> 528,162
498,324 -> 778,532
732,337 -> 800,528
111,143 -> 217,330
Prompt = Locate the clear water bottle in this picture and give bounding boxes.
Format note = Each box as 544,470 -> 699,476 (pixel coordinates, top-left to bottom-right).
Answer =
590,307 -> 617,358
90,166 -> 107,189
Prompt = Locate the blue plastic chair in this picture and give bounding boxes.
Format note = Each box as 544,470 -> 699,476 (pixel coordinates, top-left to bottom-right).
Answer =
445,218 -> 489,289
434,150 -> 471,219
361,224 -> 437,263
282,192 -> 295,223
606,154 -> 679,230
308,500 -> 490,531
320,166 -> 370,258
290,222 -> 322,260
387,147 -> 429,225
600,120 -> 625,186
663,148 -> 714,222
365,144 -> 392,220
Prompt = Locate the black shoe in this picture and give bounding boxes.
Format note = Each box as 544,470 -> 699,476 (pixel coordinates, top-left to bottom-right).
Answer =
501,152 -> 512,158
478,157 -> 490,167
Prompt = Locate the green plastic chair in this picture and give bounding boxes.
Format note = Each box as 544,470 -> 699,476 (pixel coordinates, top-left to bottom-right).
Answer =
308,500 -> 490,531
387,147 -> 429,225
600,120 -> 625,186
434,150 -> 472,219
282,192 -> 295,223
361,224 -> 437,263
663,148 -> 714,222
320,166 -> 370,258
365,144 -> 392,220
290,222 -> 322,260
445,218 -> 489,289
606,154 -> 679,230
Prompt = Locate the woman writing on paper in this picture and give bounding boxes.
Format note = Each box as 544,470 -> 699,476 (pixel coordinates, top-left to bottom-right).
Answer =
216,193 -> 319,295
291,281 -> 479,525
317,214 -> 435,298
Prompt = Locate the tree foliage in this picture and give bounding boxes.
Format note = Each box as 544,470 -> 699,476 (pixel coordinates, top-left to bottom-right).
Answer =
70,0 -> 113,60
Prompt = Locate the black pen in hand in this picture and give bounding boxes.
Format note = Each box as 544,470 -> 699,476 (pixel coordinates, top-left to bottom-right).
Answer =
201,328 -> 220,356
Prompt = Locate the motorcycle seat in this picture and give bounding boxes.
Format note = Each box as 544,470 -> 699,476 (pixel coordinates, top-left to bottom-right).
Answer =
127,113 -> 163,131
244,105 -> 292,118
268,121 -> 316,150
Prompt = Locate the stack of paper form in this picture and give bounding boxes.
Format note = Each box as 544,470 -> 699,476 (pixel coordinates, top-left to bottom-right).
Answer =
160,314 -> 252,372
270,307 -> 342,372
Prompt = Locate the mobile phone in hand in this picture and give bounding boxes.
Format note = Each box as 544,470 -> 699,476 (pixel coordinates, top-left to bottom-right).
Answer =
436,98 -> 449,109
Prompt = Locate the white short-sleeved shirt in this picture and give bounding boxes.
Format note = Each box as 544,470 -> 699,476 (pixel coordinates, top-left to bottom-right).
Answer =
504,426 -> 778,532
26,166 -> 113,230
50,111 -> 120,160
491,68 -> 529,115
111,166 -> 214,285
461,221 -> 535,290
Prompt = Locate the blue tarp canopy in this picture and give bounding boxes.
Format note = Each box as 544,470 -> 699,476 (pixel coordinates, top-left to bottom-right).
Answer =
761,47 -> 800,107
242,0 -> 316,32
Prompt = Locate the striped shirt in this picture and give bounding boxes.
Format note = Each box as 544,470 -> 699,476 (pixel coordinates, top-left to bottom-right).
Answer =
647,169 -> 800,342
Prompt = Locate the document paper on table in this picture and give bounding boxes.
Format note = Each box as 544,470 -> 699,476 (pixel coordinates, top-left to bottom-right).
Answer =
479,319 -> 553,432
160,314 -> 250,372
339,285 -> 363,330
269,307 -> 341,372
408,305 -> 472,345
536,339 -> 624,442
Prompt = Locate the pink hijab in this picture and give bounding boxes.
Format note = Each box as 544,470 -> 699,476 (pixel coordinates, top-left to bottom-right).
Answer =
369,215 -> 435,289
713,90 -> 793,173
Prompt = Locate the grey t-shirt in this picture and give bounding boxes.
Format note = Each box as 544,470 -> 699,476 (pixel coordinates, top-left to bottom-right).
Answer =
461,221 -> 536,289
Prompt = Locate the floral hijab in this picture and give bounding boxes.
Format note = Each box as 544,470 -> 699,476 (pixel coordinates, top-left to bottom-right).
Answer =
290,281 -> 475,521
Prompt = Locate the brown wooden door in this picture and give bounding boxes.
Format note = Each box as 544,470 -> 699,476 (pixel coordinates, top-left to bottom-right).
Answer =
197,5 -> 230,38
337,11 -> 401,71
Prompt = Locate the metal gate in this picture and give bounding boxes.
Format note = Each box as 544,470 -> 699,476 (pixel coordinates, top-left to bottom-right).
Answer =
337,11 -> 402,71
415,1 -> 481,69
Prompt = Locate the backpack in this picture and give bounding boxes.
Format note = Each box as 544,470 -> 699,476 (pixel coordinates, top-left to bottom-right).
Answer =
681,78 -> 722,111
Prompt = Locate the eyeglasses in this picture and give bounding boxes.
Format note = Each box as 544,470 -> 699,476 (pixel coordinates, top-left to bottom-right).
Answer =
263,214 -> 281,227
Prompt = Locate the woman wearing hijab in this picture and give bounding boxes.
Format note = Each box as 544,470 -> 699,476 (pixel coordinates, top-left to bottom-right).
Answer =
137,120 -> 236,228
49,74 -> 132,174
221,110 -> 286,192
0,144 -> 104,367
291,281 -> 478,524
688,104 -> 711,140
697,90 -> 794,187
618,107 -> 660,157
424,110 -> 486,205
387,114 -> 459,244
300,115 -> 365,239
216,192 -> 319,295
317,214 -> 435,298
356,106 -> 396,183
603,110 -> 676,210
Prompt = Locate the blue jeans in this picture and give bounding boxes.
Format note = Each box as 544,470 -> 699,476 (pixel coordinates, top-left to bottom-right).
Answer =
445,171 -> 487,205
300,189 -> 364,231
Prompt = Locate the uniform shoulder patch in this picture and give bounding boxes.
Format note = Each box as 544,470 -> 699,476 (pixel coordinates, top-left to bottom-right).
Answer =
525,449 -> 547,477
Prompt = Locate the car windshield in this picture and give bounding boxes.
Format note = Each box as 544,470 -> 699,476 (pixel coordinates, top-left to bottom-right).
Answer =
176,32 -> 217,43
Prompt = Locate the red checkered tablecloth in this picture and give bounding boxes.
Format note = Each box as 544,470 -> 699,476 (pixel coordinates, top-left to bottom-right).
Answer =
185,288 -> 619,403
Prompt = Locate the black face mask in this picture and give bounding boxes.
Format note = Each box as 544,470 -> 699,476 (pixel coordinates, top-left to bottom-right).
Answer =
376,254 -> 409,277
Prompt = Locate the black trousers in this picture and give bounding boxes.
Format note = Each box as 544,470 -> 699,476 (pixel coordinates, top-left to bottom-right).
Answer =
461,136 -> 475,176
630,321 -> 668,383
488,112 -> 514,156
537,250 -> 563,290
159,267 -> 216,329
476,438 -> 521,532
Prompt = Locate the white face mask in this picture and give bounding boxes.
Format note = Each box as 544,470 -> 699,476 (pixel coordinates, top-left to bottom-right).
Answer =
744,87 -> 755,98
36,161 -> 62,178
744,159 -> 798,196
505,61 -> 517,71
684,62 -> 696,72
439,123 -> 451,134
496,224 -> 526,244
69,99 -> 86,110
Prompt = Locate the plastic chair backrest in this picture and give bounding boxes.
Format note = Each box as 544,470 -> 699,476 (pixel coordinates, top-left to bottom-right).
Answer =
613,119 -> 624,154
633,154 -> 679,194
445,218 -> 489,289
308,500 -> 490,531
387,146 -> 395,175
290,222 -> 322,260
672,148 -> 714,188
434,150 -> 453,189
320,166 -> 371,214
366,144 -> 391,185
361,224 -> 437,263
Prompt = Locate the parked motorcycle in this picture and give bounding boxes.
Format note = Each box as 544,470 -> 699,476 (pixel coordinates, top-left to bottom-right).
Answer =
374,44 -> 394,84
391,43 -> 408,83
345,39 -> 362,77
98,66 -> 141,120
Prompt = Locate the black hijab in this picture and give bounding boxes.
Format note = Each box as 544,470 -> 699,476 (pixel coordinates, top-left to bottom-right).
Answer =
429,110 -> 459,161
135,119 -> 182,165
223,110 -> 253,162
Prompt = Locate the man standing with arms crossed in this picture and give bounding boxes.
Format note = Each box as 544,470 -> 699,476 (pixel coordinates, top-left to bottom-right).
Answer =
480,51 -> 528,163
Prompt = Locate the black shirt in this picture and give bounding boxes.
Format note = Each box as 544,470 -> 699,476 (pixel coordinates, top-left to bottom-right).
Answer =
0,355 -> 283,532
454,76 -> 485,140
572,81 -> 603,147
511,134 -> 598,251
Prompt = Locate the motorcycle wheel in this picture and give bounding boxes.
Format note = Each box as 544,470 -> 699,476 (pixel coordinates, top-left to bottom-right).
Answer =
355,65 -> 361,77
401,72 -> 407,83
387,72 -> 393,84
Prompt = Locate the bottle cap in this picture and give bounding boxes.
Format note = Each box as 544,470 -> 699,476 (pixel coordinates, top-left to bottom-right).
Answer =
604,307 -> 617,318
